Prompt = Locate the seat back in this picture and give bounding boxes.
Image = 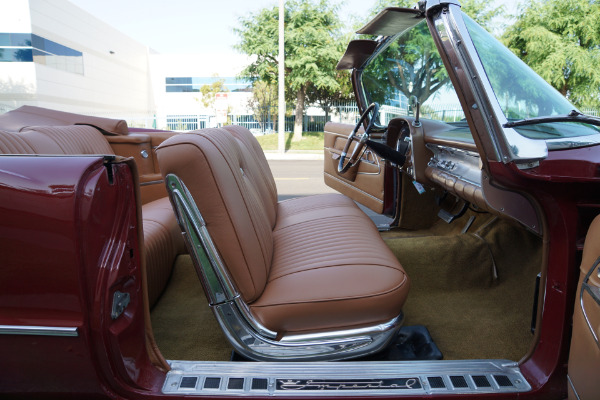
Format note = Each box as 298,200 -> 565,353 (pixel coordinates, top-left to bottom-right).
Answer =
222,125 -> 278,213
0,126 -> 115,155
157,128 -> 274,302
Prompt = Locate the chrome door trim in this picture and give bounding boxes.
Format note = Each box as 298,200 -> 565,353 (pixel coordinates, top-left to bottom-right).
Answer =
0,325 -> 78,337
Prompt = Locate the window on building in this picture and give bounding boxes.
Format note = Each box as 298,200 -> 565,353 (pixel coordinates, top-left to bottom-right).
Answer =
165,77 -> 252,93
0,33 -> 83,74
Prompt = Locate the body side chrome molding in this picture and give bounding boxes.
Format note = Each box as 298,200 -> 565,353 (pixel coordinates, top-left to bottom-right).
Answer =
0,325 -> 78,337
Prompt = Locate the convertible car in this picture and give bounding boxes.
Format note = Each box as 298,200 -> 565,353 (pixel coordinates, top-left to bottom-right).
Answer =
1,1 -> 599,399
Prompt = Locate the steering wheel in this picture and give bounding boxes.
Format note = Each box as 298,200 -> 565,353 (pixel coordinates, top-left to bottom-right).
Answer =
338,103 -> 380,174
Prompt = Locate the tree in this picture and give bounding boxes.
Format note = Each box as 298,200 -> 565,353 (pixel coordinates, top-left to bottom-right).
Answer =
197,76 -> 228,109
306,69 -> 354,122
248,81 -> 278,133
359,0 -> 503,107
235,0 -> 343,141
503,0 -> 600,108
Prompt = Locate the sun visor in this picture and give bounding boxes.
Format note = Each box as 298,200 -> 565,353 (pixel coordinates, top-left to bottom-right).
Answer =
356,7 -> 423,37
336,40 -> 378,70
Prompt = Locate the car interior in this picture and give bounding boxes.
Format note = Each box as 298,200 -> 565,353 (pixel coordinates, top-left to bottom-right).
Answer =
4,2 -> 600,397
0,104 -> 543,367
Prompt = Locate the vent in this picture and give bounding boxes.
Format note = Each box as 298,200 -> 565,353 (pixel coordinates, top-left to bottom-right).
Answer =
180,376 -> 197,389
428,376 -> 446,389
204,377 -> 221,389
251,378 -> 269,390
228,378 -> 245,390
494,375 -> 514,387
472,375 -> 491,388
450,375 -> 468,388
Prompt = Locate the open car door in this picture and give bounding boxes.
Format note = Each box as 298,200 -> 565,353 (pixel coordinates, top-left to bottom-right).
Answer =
323,122 -> 388,215
568,215 -> 600,399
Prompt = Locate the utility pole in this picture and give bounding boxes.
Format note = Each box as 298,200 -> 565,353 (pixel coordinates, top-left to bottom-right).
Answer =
277,0 -> 285,153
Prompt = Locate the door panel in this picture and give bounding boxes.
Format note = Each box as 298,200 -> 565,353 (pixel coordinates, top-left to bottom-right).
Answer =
324,122 -> 385,213
107,131 -> 178,204
568,215 -> 600,399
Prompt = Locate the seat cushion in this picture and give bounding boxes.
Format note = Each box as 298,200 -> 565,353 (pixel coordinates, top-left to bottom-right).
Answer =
250,197 -> 409,334
276,193 -> 361,229
142,197 -> 186,307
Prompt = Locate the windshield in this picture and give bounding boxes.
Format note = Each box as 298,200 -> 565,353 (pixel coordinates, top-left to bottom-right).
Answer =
464,15 -> 600,140
361,19 -> 466,128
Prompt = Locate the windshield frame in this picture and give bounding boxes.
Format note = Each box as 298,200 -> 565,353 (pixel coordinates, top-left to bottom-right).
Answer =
444,5 -> 600,157
358,18 -> 467,129
355,4 -> 600,162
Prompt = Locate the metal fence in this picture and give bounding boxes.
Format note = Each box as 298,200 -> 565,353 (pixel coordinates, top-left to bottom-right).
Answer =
230,113 -> 348,135
229,102 -> 361,134
165,115 -> 210,131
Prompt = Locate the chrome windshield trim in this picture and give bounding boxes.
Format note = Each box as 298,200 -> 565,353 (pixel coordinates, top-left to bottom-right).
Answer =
440,6 -> 548,162
0,325 -> 78,337
546,134 -> 600,150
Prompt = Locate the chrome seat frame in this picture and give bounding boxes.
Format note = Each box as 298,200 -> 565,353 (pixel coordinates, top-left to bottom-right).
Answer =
164,173 -> 403,361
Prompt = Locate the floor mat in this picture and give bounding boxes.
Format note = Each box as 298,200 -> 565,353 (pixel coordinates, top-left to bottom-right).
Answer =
363,325 -> 443,361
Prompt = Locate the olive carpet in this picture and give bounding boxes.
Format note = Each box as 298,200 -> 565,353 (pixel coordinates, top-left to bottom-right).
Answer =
381,210 -> 543,361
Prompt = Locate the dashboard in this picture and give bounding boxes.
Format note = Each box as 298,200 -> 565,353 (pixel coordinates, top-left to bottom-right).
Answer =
385,117 -> 542,234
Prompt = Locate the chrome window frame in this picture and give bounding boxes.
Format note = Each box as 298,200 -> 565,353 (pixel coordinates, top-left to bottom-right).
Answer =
441,4 -> 600,160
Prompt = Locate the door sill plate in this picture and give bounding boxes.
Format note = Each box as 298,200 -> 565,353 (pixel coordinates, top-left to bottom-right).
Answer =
162,359 -> 530,396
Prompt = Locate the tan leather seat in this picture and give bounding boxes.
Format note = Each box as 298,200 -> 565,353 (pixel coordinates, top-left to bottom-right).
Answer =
142,197 -> 187,306
157,126 -> 409,336
0,127 -> 182,307
0,105 -> 129,135
568,215 -> 600,398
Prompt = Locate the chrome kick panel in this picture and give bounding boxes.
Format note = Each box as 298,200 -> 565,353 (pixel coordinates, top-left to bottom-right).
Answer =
163,360 -> 531,396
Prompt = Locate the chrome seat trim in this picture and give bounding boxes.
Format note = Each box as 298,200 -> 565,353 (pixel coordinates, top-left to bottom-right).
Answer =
165,173 -> 403,361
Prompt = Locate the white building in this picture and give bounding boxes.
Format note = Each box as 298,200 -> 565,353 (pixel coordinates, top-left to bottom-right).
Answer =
0,0 -> 253,129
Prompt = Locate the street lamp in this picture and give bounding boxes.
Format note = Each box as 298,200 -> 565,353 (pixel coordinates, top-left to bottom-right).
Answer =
278,0 -> 285,153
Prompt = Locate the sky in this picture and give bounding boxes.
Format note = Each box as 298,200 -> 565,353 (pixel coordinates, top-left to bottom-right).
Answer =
68,0 -> 520,55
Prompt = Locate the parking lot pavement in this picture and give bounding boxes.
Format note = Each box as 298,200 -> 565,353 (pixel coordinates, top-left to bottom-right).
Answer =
268,160 -> 393,227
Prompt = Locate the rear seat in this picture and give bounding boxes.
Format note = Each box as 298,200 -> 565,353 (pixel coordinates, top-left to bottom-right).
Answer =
0,126 -> 184,307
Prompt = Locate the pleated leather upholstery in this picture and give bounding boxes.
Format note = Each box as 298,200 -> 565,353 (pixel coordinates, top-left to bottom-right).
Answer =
157,125 -> 410,334
222,125 -> 278,219
158,130 -> 273,302
251,195 -> 409,333
143,197 -> 186,306
28,125 -> 115,155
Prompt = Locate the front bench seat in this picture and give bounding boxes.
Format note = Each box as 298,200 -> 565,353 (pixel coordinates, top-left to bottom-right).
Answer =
156,126 -> 409,361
